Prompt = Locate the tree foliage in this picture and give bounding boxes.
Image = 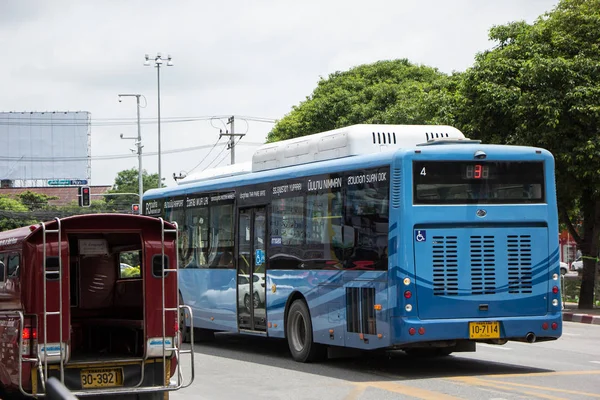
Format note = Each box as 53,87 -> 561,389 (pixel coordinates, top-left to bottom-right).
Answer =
0,196 -> 36,231
106,168 -> 161,209
267,59 -> 462,141
459,0 -> 600,307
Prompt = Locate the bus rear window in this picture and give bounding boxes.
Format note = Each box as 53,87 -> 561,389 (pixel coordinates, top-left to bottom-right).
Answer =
413,161 -> 545,204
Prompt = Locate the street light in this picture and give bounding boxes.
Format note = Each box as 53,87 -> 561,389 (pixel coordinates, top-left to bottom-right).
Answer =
144,53 -> 173,186
118,94 -> 144,208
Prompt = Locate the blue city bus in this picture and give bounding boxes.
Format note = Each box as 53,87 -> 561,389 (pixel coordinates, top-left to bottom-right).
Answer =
142,124 -> 562,362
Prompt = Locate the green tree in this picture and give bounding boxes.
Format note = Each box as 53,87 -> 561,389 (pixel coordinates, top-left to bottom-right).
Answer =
268,59 -> 462,142
106,168 -> 162,211
17,190 -> 59,211
0,196 -> 37,231
459,0 -> 600,308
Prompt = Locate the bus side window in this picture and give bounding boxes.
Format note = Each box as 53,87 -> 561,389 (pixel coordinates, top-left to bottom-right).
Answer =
0,258 -> 5,283
8,253 -> 20,278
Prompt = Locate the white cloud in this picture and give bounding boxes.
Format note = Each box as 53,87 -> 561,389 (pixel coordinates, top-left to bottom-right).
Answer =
0,0 -> 558,187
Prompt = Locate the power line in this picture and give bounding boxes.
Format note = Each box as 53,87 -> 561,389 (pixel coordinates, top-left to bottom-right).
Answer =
0,141 -> 264,163
0,114 -> 278,127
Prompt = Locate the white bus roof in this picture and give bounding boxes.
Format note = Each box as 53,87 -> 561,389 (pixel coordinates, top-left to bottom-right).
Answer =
252,124 -> 466,172
178,124 -> 467,184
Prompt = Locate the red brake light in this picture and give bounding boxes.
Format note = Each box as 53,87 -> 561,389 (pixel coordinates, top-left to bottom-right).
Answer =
551,322 -> 558,330
552,286 -> 559,294
542,322 -> 548,330
404,291 -> 412,299
22,328 -> 31,340
418,327 -> 425,335
408,327 -> 416,335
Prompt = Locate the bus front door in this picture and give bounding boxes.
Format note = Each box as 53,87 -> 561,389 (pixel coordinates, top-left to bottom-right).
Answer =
237,207 -> 267,332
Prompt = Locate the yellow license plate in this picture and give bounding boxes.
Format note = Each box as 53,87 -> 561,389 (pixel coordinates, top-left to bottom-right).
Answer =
81,367 -> 123,388
469,321 -> 500,339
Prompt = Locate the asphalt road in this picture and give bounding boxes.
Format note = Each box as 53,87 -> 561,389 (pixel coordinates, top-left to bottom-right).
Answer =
172,322 -> 600,400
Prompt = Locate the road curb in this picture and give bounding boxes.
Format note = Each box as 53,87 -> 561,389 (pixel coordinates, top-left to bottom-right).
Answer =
562,312 -> 600,325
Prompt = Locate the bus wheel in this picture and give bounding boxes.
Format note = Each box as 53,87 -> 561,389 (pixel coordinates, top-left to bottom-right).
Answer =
286,300 -> 326,363
404,348 -> 453,357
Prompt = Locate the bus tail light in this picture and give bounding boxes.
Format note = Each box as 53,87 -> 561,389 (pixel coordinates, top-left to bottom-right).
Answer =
409,328 -> 416,335
404,291 -> 412,299
418,327 -> 425,335
551,322 -> 558,330
22,321 -> 37,357
542,322 -> 548,330
552,286 -> 559,294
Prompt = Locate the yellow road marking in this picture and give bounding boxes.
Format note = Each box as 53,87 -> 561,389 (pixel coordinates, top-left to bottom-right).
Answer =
452,377 -> 566,400
476,369 -> 600,378
480,378 -> 600,398
350,381 -> 461,400
343,385 -> 366,400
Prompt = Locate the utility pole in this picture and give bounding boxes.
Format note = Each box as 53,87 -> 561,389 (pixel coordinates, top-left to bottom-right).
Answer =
119,94 -> 144,209
219,116 -> 245,164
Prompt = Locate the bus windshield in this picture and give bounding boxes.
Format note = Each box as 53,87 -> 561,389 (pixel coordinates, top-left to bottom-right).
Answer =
413,161 -> 545,204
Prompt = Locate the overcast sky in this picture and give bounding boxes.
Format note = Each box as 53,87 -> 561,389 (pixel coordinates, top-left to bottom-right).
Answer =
0,0 -> 558,188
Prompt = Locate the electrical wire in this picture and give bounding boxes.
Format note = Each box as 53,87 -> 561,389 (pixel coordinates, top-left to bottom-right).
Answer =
0,141 -> 264,163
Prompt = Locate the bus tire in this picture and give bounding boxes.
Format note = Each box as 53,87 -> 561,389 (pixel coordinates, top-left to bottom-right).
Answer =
286,299 -> 326,363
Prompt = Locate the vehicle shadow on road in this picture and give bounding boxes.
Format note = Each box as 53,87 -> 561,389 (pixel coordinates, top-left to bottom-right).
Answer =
186,332 -> 552,382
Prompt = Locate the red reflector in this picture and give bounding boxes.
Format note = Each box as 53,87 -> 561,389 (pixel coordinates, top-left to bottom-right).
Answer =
409,328 -> 416,335
552,286 -> 559,294
22,328 -> 31,340
542,322 -> 548,330
404,291 -> 412,299
32,328 -> 37,339
551,322 -> 558,330
418,327 -> 425,335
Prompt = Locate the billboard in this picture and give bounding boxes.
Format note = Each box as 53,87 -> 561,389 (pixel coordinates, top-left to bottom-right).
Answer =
0,111 -> 90,183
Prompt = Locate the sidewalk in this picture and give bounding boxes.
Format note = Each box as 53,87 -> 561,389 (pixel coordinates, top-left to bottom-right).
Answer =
562,302 -> 600,325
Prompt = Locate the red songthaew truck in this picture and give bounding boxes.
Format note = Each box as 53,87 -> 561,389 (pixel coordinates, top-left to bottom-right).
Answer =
0,214 -> 194,398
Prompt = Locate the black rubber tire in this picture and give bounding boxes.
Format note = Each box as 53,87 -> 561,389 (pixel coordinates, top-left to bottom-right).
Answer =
286,300 -> 326,363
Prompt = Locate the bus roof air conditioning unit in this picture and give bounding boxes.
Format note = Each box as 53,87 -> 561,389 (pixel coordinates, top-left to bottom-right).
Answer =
252,124 -> 466,172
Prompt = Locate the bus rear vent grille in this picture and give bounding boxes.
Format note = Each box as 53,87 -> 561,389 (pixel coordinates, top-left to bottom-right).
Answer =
346,287 -> 376,335
392,168 -> 401,208
507,235 -> 533,294
432,236 -> 458,296
470,236 -> 496,295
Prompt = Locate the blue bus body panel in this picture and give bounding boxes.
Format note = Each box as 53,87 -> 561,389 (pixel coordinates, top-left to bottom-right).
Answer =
413,226 -> 549,319
180,269 -> 237,331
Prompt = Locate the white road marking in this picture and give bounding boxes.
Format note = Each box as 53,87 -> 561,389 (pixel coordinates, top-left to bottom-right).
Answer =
590,361 -> 600,364
478,343 -> 512,351
561,332 -> 581,336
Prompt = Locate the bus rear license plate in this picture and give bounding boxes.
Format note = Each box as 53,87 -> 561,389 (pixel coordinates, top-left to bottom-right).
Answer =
80,367 -> 123,388
469,321 -> 500,339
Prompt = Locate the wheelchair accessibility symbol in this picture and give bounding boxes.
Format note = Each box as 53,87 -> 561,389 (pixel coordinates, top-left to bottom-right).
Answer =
415,230 -> 426,242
